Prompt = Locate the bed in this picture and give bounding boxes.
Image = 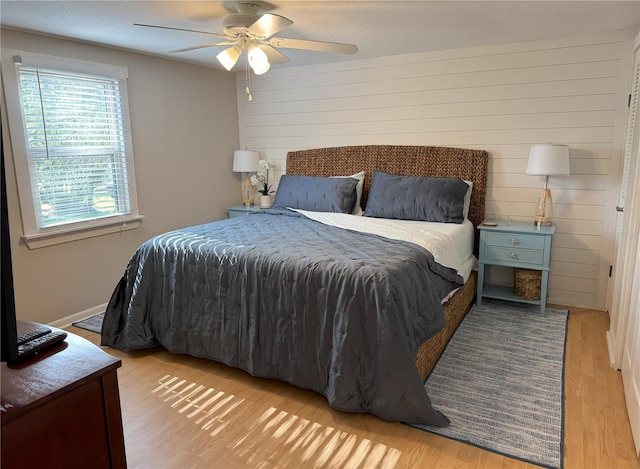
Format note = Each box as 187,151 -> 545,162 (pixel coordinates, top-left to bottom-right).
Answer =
101,144 -> 488,426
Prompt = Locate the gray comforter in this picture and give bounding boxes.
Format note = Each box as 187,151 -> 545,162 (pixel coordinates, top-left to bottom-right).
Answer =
101,209 -> 462,426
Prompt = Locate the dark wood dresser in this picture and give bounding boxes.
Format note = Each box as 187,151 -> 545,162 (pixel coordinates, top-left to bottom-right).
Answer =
1,322 -> 126,468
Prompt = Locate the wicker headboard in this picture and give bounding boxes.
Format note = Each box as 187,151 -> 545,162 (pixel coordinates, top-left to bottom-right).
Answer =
286,145 -> 489,252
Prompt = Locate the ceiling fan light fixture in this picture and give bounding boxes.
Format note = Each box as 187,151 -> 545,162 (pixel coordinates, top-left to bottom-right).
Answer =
251,59 -> 270,75
248,44 -> 270,75
216,45 -> 241,71
136,3 -> 358,78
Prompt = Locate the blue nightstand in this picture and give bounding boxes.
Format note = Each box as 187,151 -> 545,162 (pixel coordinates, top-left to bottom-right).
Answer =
227,205 -> 261,218
477,220 -> 555,315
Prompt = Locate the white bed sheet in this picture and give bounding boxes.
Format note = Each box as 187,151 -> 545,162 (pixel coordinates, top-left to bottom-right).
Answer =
293,209 -> 476,283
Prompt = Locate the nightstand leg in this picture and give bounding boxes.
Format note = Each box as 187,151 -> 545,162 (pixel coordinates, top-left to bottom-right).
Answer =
540,270 -> 550,316
477,263 -> 485,306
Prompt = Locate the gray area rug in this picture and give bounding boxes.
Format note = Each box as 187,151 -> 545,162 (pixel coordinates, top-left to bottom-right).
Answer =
414,300 -> 568,469
72,312 -> 104,334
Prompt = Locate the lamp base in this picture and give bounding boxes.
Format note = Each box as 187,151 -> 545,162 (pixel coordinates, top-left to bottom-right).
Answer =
533,219 -> 552,227
241,172 -> 256,206
533,188 -> 553,228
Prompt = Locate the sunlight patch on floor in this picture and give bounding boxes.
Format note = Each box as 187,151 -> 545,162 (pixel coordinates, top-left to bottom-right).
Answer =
152,374 -> 402,468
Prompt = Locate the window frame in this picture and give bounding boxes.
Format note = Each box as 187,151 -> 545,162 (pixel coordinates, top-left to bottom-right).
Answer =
1,49 -> 142,249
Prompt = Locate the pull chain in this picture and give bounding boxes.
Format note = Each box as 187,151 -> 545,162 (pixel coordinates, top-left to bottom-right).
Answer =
245,56 -> 252,102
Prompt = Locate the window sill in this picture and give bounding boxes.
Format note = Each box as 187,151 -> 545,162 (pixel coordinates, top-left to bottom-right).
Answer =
22,215 -> 145,249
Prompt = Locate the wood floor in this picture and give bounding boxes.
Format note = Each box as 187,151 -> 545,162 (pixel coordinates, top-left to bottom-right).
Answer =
68,306 -> 639,469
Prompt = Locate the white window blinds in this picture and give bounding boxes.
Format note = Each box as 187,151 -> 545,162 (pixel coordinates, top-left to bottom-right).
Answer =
16,61 -> 132,230
2,50 -> 141,248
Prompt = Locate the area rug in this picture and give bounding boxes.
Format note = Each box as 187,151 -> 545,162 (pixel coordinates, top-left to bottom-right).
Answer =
72,312 -> 104,334
413,300 -> 568,469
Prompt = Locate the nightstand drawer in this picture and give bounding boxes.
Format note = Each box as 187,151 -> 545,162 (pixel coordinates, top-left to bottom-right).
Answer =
484,246 -> 544,265
227,205 -> 260,218
485,232 -> 545,250
229,210 -> 253,218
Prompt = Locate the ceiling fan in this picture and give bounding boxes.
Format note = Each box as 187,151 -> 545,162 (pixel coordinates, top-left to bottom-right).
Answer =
134,2 -> 358,75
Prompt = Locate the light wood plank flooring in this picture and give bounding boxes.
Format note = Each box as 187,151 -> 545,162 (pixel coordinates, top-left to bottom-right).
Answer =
68,306 -> 639,469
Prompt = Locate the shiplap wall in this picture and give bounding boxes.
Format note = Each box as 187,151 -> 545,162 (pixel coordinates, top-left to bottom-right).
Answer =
236,30 -> 636,309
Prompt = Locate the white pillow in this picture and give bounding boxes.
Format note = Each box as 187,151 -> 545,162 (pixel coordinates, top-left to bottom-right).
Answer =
332,171 -> 365,215
463,180 -> 473,219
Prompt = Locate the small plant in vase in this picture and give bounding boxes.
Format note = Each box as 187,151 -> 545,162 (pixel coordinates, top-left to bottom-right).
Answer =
251,160 -> 274,208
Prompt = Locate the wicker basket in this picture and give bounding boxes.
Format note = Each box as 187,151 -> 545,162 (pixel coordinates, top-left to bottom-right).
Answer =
513,268 -> 542,300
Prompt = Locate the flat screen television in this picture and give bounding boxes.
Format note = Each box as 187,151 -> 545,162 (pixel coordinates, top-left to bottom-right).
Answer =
1,126 -> 19,364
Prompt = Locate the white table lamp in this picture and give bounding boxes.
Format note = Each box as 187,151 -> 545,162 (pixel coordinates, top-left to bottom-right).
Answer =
526,144 -> 570,227
233,150 -> 259,206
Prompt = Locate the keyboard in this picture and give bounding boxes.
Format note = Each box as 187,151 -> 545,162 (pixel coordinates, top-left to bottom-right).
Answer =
16,329 -> 68,360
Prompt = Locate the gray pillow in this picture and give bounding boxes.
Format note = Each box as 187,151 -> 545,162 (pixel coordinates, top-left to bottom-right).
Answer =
273,175 -> 358,213
332,171 -> 365,215
364,171 -> 468,223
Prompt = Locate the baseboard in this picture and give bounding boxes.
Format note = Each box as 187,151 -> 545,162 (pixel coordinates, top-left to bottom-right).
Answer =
606,329 -> 621,370
49,303 -> 108,330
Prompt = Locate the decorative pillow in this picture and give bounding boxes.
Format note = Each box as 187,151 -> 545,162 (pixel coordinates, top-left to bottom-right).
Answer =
332,171 -> 365,215
463,180 -> 473,219
364,171 -> 468,223
273,175 -> 358,213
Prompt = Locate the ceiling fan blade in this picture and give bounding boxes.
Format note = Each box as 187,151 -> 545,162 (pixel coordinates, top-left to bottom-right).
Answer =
248,13 -> 293,39
170,41 -> 236,53
134,23 -> 227,39
268,37 -> 358,55
259,45 -> 290,65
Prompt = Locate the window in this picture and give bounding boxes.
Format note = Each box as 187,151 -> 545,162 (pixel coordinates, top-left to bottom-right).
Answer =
2,50 -> 142,248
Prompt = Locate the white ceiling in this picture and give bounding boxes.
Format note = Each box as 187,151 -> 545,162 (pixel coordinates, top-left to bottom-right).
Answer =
1,1 -> 639,71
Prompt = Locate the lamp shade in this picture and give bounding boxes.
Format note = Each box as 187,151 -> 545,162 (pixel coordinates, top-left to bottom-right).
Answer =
526,144 -> 570,176
247,45 -> 270,75
217,46 -> 241,71
233,150 -> 259,172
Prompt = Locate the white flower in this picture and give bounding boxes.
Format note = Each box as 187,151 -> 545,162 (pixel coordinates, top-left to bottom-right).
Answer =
256,160 -> 270,182
255,159 -> 273,195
